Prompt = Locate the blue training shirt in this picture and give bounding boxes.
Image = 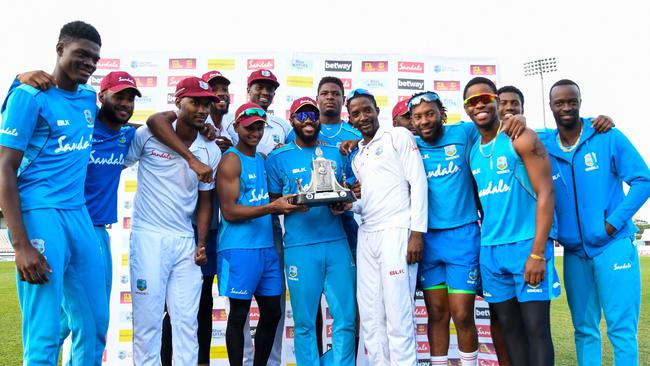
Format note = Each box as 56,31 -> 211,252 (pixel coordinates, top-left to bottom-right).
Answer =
540,119 -> 650,258
265,143 -> 349,247
217,147 -> 273,251
470,132 -> 556,245
418,122 -> 480,229
85,119 -> 136,225
0,84 -> 96,210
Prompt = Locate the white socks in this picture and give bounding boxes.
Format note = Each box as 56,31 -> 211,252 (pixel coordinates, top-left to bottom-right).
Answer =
459,349 -> 479,366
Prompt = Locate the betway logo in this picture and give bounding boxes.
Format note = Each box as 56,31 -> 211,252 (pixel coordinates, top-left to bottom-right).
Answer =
89,75 -> 105,86
247,59 -> 275,70
324,60 -> 352,72
97,58 -> 120,70
398,78 -> 424,90
398,61 -> 424,73
475,306 -> 490,319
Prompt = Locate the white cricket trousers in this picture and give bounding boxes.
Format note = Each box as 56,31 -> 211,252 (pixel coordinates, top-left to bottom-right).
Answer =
130,230 -> 203,366
357,227 -> 418,366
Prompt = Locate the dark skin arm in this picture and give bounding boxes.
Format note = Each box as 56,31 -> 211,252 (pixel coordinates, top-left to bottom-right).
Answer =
591,115 -> 614,133
194,189 -> 212,266
0,147 -> 52,284
216,154 -> 306,222
406,231 -> 423,264
500,114 -> 527,139
17,70 -> 56,90
146,111 -> 213,183
513,129 -> 555,286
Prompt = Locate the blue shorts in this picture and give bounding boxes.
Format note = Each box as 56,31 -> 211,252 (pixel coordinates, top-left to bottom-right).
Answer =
418,222 -> 480,292
480,238 -> 561,303
217,247 -> 283,299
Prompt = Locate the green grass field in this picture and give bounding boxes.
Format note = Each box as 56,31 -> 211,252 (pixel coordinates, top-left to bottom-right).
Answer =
0,258 -> 648,365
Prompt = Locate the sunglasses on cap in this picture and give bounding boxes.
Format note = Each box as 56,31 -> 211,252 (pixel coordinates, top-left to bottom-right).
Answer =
408,92 -> 441,111
463,93 -> 497,107
236,107 -> 266,121
347,88 -> 373,101
293,111 -> 319,123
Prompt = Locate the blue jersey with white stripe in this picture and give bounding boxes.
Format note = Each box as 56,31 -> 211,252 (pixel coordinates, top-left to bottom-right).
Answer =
85,120 -> 135,225
266,143 -> 349,247
0,84 -> 96,210
418,122 -> 479,229
470,132 -> 552,246
218,147 -> 273,251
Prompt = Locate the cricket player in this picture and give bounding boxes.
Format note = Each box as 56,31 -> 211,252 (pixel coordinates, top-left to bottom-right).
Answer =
0,21 -> 108,365
465,77 -> 559,366
392,99 -> 416,134
216,102 -> 305,366
125,76 -> 220,366
541,79 -> 650,365
345,88 -> 428,365
265,97 -> 356,365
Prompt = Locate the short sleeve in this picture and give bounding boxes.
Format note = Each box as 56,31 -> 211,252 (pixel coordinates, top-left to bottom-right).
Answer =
264,152 -> 284,194
125,126 -> 151,167
0,87 -> 41,151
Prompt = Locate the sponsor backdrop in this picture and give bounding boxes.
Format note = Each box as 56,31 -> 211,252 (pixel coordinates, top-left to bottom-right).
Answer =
88,52 -> 500,365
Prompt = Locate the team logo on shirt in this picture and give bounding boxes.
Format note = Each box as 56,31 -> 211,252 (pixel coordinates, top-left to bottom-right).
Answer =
584,152 -> 599,171
84,109 -> 94,127
496,156 -> 508,171
288,265 -> 299,281
375,146 -> 383,156
30,239 -> 45,254
118,134 -> 127,145
136,279 -> 147,292
272,134 -> 281,144
444,144 -> 457,158
468,267 -> 478,284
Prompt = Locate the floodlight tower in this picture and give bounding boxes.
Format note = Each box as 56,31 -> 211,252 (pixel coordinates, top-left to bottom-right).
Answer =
524,58 -> 557,129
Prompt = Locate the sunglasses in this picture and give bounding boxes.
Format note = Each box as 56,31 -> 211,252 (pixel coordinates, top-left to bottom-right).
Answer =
347,88 -> 373,100
463,93 -> 497,107
408,92 -> 441,111
293,111 -> 319,123
236,107 -> 266,121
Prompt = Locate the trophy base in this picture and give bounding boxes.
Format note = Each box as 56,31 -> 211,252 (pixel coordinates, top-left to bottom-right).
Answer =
289,190 -> 356,207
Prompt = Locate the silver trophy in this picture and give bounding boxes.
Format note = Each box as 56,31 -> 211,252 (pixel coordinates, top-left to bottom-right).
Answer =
289,146 -> 356,207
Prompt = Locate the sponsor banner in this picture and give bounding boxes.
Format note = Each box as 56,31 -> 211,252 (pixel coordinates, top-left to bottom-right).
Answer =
433,64 -> 462,73
169,58 -> 196,69
341,78 -> 352,90
398,78 -> 425,90
249,307 -> 260,321
118,329 -> 132,343
247,58 -> 275,70
417,341 -> 430,354
434,80 -> 461,92
129,60 -> 160,69
129,110 -> 156,124
119,291 -> 131,304
209,346 -> 228,359
447,113 -> 462,124
470,65 -> 497,75
361,61 -> 388,72
363,78 -> 387,89
415,305 -> 427,318
286,326 -> 295,339
167,93 -> 175,104
133,76 -> 157,88
290,57 -> 313,72
97,58 -> 120,70
167,75 -> 194,87
479,342 -> 496,355
324,60 -> 353,72
475,306 -> 490,320
120,254 -> 128,266
286,76 -> 314,88
374,95 -> 389,108
416,323 -> 427,335
398,61 -> 424,73
477,324 -> 492,338
89,74 -> 105,87
213,308 -> 227,322
124,180 -> 137,192
207,58 -> 236,70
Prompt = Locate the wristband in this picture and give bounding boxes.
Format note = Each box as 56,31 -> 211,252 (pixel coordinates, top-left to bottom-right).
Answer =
529,253 -> 545,261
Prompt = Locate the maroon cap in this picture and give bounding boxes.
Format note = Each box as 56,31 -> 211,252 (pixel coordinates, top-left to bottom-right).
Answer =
235,102 -> 267,127
290,97 -> 318,115
201,70 -> 231,86
392,99 -> 409,119
175,77 -> 219,101
100,71 -> 141,97
247,69 -> 279,88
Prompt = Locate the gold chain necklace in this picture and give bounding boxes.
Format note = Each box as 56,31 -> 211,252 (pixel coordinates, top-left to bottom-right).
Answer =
557,123 -> 584,153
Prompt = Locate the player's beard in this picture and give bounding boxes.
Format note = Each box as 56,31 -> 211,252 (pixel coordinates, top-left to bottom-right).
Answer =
101,99 -> 131,125
294,123 -> 321,144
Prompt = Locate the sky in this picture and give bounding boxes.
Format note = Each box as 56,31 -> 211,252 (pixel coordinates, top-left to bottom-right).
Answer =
1,0 -> 649,218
